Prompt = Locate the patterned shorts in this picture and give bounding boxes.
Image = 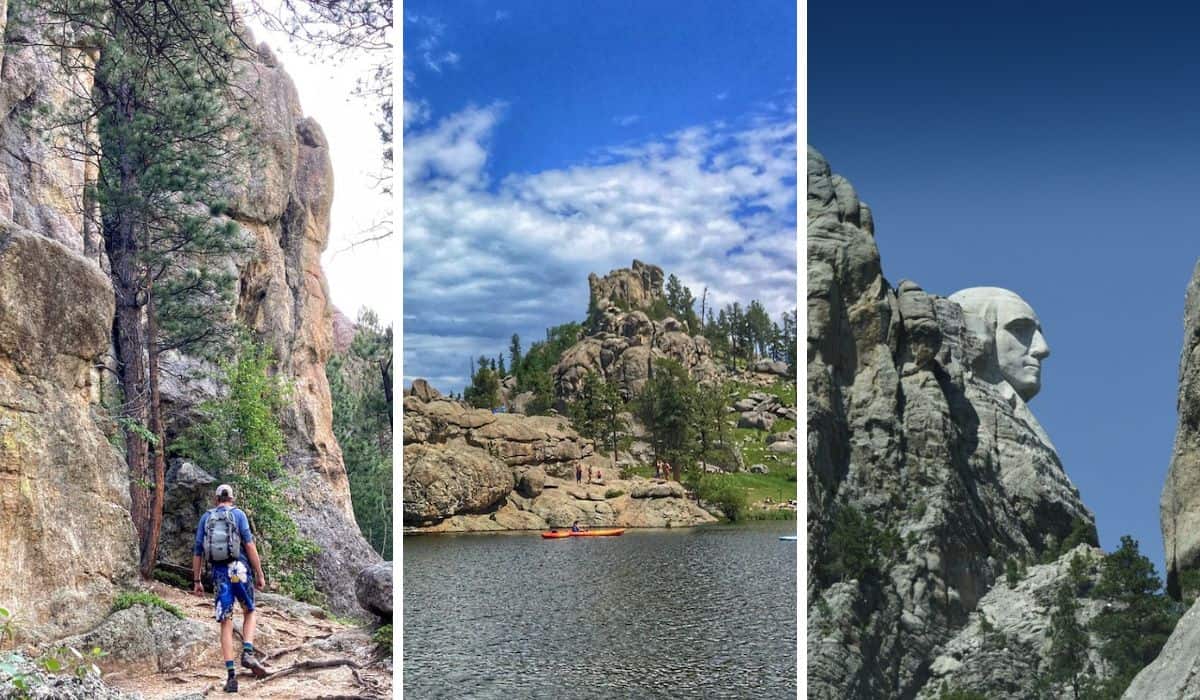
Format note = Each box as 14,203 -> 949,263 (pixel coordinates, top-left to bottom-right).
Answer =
213,561 -> 256,622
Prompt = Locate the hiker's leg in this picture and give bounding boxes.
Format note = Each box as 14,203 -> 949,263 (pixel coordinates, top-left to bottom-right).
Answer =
220,618 -> 235,663
242,609 -> 257,646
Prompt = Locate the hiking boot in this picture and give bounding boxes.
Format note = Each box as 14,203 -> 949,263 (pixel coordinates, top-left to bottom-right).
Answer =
223,674 -> 238,693
241,650 -> 269,679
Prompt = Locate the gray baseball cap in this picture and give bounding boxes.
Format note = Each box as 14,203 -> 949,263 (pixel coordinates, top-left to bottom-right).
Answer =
215,484 -> 234,499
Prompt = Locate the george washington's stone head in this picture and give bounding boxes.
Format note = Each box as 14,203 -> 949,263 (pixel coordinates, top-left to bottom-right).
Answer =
949,287 -> 1050,402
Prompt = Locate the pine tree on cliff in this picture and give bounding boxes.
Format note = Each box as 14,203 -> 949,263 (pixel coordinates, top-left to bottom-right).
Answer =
16,0 -> 253,578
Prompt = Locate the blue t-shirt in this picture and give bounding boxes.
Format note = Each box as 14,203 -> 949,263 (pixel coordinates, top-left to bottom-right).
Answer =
194,505 -> 254,570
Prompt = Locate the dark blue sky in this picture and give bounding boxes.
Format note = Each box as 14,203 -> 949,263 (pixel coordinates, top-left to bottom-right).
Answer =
810,1 -> 1200,575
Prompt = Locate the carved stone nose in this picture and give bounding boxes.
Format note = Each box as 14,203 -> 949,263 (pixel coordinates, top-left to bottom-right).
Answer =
1030,331 -> 1050,359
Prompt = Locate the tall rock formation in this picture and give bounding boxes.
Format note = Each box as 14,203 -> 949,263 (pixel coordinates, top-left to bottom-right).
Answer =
1161,260 -> 1200,600
155,39 -> 381,614
807,146 -> 1094,698
0,2 -> 378,619
555,260 -> 721,402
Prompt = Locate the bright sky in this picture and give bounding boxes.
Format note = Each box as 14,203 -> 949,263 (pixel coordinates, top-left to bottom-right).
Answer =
810,1 -> 1200,574
402,0 -> 798,395
245,12 -> 396,327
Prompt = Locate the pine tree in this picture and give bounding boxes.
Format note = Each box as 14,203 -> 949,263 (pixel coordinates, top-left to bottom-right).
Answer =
509,333 -> 522,377
635,359 -> 697,479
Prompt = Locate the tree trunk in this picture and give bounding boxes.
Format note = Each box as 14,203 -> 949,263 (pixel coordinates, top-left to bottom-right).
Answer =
97,40 -> 152,561
141,290 -> 167,579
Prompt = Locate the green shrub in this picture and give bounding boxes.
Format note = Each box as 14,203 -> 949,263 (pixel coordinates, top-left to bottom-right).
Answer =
818,504 -> 901,585
696,478 -> 748,521
1006,557 -> 1021,588
937,685 -> 988,700
604,489 -> 625,499
373,624 -> 392,657
112,592 -> 184,620
152,568 -> 191,590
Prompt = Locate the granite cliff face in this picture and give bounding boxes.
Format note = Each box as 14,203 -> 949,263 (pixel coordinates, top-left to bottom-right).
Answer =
0,220 -> 139,640
807,146 -> 1094,698
0,4 -> 378,623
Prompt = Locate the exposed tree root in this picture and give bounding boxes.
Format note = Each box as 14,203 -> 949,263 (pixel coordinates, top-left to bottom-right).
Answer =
260,657 -> 362,683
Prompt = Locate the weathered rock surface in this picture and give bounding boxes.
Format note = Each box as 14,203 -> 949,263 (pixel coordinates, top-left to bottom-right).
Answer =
403,396 -> 593,478
60,605 -> 209,674
355,561 -> 393,621
806,146 -> 1094,698
587,259 -> 664,312
403,443 -> 514,523
0,221 -> 138,641
913,545 -> 1109,699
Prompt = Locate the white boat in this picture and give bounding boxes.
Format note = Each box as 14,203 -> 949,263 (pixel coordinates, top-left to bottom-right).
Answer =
779,535 -> 797,541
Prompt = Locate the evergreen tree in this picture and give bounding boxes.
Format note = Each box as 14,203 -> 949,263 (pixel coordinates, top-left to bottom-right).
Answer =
509,334 -> 522,378
498,355 -> 506,377
746,300 -> 773,359
568,372 -> 627,465
1048,581 -> 1092,699
1089,535 -> 1179,693
664,273 -> 699,331
464,356 -> 501,409
635,359 -> 698,479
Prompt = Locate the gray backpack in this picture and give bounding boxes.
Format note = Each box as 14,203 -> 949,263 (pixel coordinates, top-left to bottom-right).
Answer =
203,507 -> 242,564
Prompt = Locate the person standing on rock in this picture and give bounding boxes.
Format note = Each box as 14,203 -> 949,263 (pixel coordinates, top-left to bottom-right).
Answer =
587,465 -> 593,483
576,464 -> 582,483
192,483 -> 270,693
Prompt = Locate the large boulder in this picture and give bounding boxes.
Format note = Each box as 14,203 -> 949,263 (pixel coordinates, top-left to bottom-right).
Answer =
60,604 -> 209,674
407,378 -> 441,402
157,461 -> 218,571
1162,258 -> 1200,600
0,221 -> 138,640
587,260 -> 664,312
355,561 -> 393,621
403,443 -> 514,524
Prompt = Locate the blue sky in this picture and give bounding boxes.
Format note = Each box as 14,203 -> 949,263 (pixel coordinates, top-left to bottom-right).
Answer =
810,1 -> 1200,575
403,0 -> 797,394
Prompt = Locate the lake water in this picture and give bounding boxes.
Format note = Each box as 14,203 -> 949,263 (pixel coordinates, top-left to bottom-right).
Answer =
402,520 -> 797,699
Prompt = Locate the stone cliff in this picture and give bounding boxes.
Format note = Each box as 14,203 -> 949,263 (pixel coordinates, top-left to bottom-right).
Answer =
0,3 -> 378,624
807,146 -> 1095,698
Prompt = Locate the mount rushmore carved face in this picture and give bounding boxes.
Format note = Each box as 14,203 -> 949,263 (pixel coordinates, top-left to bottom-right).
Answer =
949,287 -> 1050,402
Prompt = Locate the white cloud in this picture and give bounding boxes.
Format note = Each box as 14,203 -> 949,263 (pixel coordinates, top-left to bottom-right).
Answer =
614,114 -> 640,127
495,10 -> 511,21
404,106 -> 797,393
716,91 -> 729,100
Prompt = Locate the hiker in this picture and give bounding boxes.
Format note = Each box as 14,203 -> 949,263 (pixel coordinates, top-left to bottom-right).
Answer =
576,464 -> 582,483
587,465 -> 593,483
596,468 -> 602,482
192,484 -> 269,693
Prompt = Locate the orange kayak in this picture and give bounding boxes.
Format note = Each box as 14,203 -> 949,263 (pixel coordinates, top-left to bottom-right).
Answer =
541,528 -> 626,539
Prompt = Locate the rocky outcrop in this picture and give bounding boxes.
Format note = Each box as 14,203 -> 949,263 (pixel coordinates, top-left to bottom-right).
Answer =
555,262 -> 722,403
0,220 -> 138,640
587,259 -> 664,312
404,395 -> 593,478
806,146 -> 1094,698
60,604 -> 210,674
914,545 -> 1109,699
403,388 -> 715,531
1162,259 -> 1200,600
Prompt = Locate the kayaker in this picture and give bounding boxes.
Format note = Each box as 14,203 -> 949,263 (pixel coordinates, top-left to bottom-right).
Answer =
571,520 -> 586,533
